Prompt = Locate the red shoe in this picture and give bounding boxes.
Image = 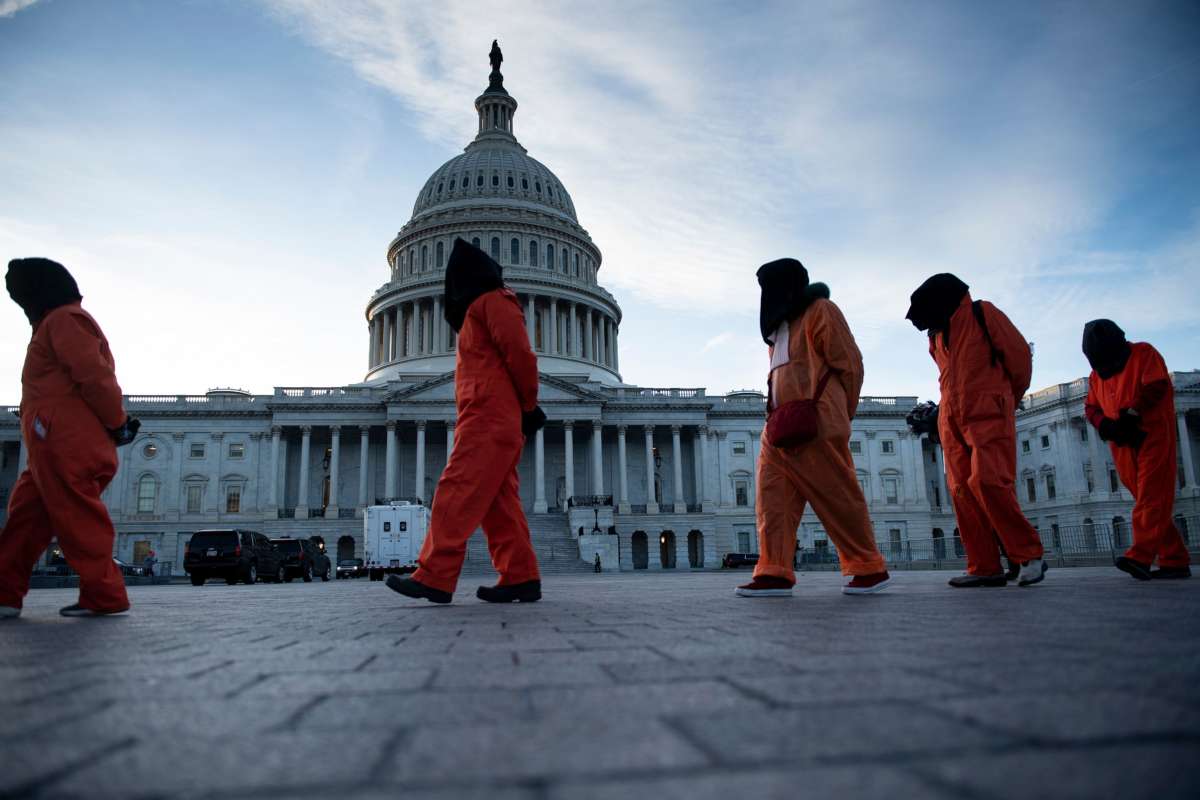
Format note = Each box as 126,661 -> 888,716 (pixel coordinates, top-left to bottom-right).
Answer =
735,576 -> 794,597
843,571 -> 890,595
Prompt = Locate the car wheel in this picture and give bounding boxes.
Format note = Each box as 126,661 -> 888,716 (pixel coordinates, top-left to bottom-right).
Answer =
276,565 -> 286,583
190,575 -> 205,586
244,563 -> 258,585
303,564 -> 313,583
283,571 -> 294,583
322,566 -> 331,582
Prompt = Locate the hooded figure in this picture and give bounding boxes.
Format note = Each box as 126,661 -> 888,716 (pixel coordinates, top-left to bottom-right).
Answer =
387,239 -> 545,604
1083,320 -> 1189,579
0,258 -> 131,618
736,258 -> 891,598
909,273 -> 1046,588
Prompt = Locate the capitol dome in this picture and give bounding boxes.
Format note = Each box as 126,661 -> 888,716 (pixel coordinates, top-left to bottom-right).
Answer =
364,41 -> 622,385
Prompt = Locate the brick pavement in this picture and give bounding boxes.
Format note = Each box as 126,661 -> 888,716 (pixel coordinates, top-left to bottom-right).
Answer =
1,568 -> 1198,799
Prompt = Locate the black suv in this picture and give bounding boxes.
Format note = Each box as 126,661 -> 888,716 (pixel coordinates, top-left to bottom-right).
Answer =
185,529 -> 286,586
722,552 -> 760,569
272,537 -> 332,582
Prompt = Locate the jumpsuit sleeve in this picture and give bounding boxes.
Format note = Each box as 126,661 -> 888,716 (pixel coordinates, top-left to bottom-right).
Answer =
983,302 -> 1032,400
1131,345 -> 1171,413
481,292 -> 540,412
45,310 -> 126,430
811,301 -> 863,418
1084,377 -> 1107,429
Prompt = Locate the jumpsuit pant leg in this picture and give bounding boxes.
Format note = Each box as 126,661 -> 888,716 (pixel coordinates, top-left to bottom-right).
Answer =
941,413 -> 1004,576
414,429 -> 520,594
480,451 -> 541,586
799,439 -> 887,576
1119,439 -> 1191,568
752,441 -> 804,584
961,412 -> 1044,565
0,471 -> 55,609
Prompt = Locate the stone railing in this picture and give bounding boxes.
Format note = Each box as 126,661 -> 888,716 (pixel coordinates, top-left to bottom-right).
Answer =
568,495 -> 613,508
125,395 -> 261,406
606,387 -> 706,400
275,387 -> 379,399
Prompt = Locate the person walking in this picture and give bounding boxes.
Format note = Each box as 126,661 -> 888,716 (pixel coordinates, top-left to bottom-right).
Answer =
737,258 -> 890,597
143,550 -> 157,578
0,258 -> 139,619
906,273 -> 1046,587
1082,320 -> 1190,580
386,239 -> 545,604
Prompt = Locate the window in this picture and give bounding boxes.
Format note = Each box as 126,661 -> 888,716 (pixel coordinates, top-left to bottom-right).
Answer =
1040,435 -> 1051,449
408,251 -> 415,275
436,182 -> 443,194
1109,468 -> 1120,493
561,249 -> 569,273
471,237 -> 481,248
529,240 -> 538,267
189,442 -> 206,459
142,443 -> 158,459
510,238 -> 520,264
226,486 -> 241,514
228,443 -> 245,459
1021,440 -> 1031,453
186,485 -> 202,514
574,253 -> 580,275
421,245 -> 428,270
1026,477 -> 1037,502
889,528 -> 902,557
1080,426 -> 1088,442
857,473 -> 869,496
506,175 -> 514,188
1046,473 -> 1056,500
737,531 -> 751,552
490,237 -> 501,260
136,476 -> 156,513
535,181 -> 542,193
849,441 -> 862,455
931,483 -> 941,507
436,241 -> 444,268
732,441 -> 747,455
521,177 -> 529,190
546,244 -> 554,269
881,440 -> 895,454
735,480 -> 749,507
492,174 -> 499,187
1085,467 -> 1094,493
476,174 -> 484,187
884,478 -> 899,504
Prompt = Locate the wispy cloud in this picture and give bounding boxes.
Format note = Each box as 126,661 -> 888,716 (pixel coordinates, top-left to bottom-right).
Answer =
0,0 -> 39,19
701,331 -> 734,353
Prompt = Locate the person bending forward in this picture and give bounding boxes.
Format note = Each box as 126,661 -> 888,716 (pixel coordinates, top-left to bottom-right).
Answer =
386,239 -> 544,604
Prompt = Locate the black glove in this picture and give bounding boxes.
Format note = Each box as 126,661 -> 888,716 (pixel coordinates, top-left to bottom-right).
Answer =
1097,417 -> 1120,443
521,406 -> 547,438
1115,409 -> 1147,448
109,417 -> 141,446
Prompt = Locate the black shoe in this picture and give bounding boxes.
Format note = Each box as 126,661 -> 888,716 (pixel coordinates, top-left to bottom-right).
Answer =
1150,566 -> 1192,580
1115,556 -> 1152,581
476,580 -> 542,603
948,573 -> 1007,588
385,575 -> 452,604
59,604 -> 129,617
1004,562 -> 1020,582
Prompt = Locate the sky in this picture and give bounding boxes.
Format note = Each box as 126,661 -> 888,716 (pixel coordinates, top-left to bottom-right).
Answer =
1,0 -> 1198,404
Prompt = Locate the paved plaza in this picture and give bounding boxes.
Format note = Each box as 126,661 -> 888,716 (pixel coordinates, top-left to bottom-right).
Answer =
1,568 -> 1198,799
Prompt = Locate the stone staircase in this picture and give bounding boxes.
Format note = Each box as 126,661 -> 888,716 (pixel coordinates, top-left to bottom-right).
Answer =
461,512 -> 591,575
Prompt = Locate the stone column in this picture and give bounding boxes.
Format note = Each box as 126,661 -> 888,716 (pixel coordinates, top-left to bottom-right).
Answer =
247,432 -> 263,513
534,427 -> 547,513
447,421 -> 456,457
693,427 -> 706,512
864,431 -> 882,503
526,294 -> 536,347
295,426 -> 311,517
616,425 -> 630,514
717,431 -> 731,507
368,316 -> 378,367
1087,419 -> 1107,495
913,436 -> 929,505
549,298 -> 559,354
585,308 -> 593,361
384,421 -> 397,500
569,304 -> 578,357
358,425 -> 370,513
268,426 -> 282,512
1179,412 -> 1196,490
327,426 -> 341,518
900,432 -> 919,504
563,422 -> 575,502
381,309 -> 392,363
934,443 -> 950,508
613,325 -> 620,373
591,421 -> 604,495
171,432 -> 186,515
670,425 -> 685,512
415,421 -> 427,502
433,296 -> 442,353
644,425 -> 659,514
209,432 -> 225,517
698,426 -> 711,510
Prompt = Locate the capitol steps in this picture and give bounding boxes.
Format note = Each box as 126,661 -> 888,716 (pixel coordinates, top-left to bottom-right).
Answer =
461,513 -> 591,576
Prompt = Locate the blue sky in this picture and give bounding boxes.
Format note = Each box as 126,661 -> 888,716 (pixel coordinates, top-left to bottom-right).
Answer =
2,0 -> 1198,404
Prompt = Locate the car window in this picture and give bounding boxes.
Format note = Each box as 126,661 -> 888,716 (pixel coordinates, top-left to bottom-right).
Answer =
189,531 -> 238,550
241,532 -> 253,547
273,540 -> 302,555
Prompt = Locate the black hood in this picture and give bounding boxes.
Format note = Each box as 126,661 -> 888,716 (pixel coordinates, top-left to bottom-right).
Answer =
906,273 -> 969,343
6,257 -> 82,325
443,238 -> 504,333
757,258 -> 818,344
1082,319 -> 1132,379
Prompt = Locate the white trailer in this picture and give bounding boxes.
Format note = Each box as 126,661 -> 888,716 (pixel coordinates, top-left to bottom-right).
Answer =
363,502 -> 430,581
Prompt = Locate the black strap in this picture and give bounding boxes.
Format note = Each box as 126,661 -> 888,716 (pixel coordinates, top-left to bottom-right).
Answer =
972,300 -> 1004,369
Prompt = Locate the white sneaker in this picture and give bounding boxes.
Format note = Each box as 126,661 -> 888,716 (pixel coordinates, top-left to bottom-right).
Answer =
1018,559 -> 1048,587
0,606 -> 20,619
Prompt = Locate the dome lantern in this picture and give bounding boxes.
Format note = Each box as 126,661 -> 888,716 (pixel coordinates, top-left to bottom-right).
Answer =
475,40 -> 518,141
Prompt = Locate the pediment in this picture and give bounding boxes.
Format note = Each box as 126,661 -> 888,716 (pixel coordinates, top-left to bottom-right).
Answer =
387,372 -> 607,404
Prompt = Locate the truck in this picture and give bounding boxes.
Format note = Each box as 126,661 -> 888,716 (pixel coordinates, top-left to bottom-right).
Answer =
363,501 -> 430,581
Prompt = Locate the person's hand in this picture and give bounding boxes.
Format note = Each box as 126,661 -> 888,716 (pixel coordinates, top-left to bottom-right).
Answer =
108,417 -> 141,446
1097,417 -> 1120,442
1116,409 -> 1146,448
521,406 -> 547,438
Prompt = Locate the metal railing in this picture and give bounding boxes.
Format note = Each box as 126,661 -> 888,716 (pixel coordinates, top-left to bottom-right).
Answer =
568,495 -> 613,508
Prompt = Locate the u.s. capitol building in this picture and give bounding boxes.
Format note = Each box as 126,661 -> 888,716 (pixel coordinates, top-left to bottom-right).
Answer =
1,48 -> 1197,574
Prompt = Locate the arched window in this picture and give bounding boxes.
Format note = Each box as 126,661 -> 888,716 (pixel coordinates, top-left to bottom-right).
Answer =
436,182 -> 443,194
471,237 -> 481,248
449,177 -> 456,190
476,174 -> 484,187
506,175 -> 514,188
408,251 -> 415,275
574,253 -> 580,276
522,177 -> 529,190
492,174 -> 499,187
546,244 -> 554,269
510,238 -> 520,264
548,185 -> 555,198
535,181 -> 542,193
136,475 -> 157,513
529,240 -> 539,267
561,249 -> 569,273
490,237 -> 501,261
421,245 -> 428,271
436,241 -> 444,268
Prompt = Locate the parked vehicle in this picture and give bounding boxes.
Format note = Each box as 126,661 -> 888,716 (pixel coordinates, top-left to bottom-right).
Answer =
336,558 -> 364,579
722,552 -> 760,569
363,502 -> 428,581
112,558 -> 146,577
184,529 -> 286,586
272,537 -> 332,582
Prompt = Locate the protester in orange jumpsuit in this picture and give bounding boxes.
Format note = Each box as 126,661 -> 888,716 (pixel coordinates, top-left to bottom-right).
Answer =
737,258 -> 890,597
906,274 -> 1046,587
1082,320 -> 1190,580
0,258 -> 138,619
387,239 -> 544,604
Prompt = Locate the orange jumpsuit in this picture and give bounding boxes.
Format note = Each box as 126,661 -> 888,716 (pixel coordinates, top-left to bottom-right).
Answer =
412,288 -> 541,594
754,298 -> 887,581
933,294 -> 1043,576
0,303 -> 130,612
1084,343 -> 1189,568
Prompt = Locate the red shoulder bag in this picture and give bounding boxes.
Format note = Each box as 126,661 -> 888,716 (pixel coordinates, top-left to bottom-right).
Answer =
766,370 -> 833,448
